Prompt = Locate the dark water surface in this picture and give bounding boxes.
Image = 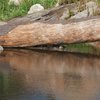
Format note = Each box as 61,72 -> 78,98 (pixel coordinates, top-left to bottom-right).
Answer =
0,49 -> 100,100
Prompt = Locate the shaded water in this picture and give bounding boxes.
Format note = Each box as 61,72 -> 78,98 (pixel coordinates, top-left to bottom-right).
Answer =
0,49 -> 100,100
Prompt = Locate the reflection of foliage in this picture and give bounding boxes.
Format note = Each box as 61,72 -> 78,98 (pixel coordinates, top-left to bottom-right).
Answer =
0,71 -> 24,99
63,43 -> 100,55
0,73 -> 5,97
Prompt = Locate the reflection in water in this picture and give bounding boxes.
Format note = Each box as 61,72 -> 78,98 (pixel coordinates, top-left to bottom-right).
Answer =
0,49 -> 100,100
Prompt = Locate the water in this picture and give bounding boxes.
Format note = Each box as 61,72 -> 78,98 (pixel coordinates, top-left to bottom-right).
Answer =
0,49 -> 100,100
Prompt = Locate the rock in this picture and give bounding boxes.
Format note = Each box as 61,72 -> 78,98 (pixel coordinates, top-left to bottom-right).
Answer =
71,1 -> 97,19
86,1 -> 97,15
28,4 -> 44,14
0,46 -> 4,51
0,21 -> 7,26
89,42 -> 100,48
70,10 -> 88,19
8,0 -> 23,6
60,3 -> 78,20
60,9 -> 70,20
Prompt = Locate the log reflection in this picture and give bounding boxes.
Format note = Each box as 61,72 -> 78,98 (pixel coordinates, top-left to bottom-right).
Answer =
0,50 -> 100,100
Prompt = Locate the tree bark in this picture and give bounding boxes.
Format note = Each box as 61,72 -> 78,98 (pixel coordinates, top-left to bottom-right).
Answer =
0,5 -> 100,47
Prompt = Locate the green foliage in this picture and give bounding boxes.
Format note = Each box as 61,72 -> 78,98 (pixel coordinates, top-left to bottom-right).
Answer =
0,0 -> 99,21
97,0 -> 100,5
0,0 -> 56,21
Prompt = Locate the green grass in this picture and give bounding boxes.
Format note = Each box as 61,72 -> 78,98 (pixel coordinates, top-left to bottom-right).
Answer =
0,0 -> 99,21
0,0 -> 56,21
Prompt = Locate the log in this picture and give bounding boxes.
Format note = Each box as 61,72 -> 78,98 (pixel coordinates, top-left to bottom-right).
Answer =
0,5 -> 100,47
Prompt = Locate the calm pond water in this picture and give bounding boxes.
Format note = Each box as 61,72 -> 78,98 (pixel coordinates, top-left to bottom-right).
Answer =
0,49 -> 100,100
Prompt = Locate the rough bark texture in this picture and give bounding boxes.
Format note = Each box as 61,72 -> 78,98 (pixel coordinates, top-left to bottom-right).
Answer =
0,5 -> 100,47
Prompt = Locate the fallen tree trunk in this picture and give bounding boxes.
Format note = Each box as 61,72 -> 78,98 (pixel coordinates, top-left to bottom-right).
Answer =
0,17 -> 100,47
0,5 -> 100,47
